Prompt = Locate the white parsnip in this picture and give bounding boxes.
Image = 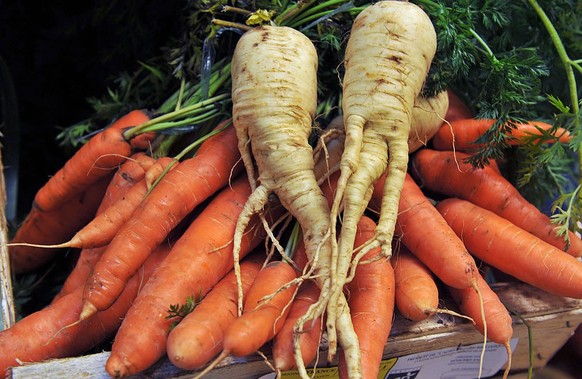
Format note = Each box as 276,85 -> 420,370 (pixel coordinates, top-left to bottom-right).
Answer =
328,1 -> 439,352
230,25 -> 361,378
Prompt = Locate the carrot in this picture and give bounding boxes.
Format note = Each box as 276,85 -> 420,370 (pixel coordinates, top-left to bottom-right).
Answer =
9,173 -> 113,273
32,109 -> 152,213
445,89 -> 474,121
393,244 -> 439,321
104,176 -> 282,378
51,154 -> 156,301
80,124 -> 241,320
230,24 -> 356,370
329,5 -> 438,367
339,216 -> 395,379
371,173 -> 478,290
222,260 -> 298,357
448,272 -> 513,346
431,118 -> 571,151
0,241 -> 171,379
166,253 -> 264,370
272,279 -> 322,372
437,198 -> 582,299
411,148 -> 582,257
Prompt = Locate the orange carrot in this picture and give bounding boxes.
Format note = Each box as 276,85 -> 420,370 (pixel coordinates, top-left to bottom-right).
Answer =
393,244 -> 439,321
431,118 -> 571,151
0,241 -> 171,378
33,110 -> 152,213
9,173 -> 112,273
52,155 -> 155,301
222,260 -> 298,357
272,279 -> 322,372
81,124 -> 242,320
104,176 -> 282,378
411,149 -> 582,257
448,272 -> 513,345
371,173 -> 478,290
339,215 -> 395,379
166,253 -> 264,370
445,89 -> 473,122
437,198 -> 582,299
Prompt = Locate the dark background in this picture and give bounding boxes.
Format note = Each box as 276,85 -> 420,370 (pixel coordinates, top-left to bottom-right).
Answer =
0,0 -> 183,225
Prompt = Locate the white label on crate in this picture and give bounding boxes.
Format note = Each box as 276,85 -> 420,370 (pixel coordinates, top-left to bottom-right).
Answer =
258,338 -> 518,379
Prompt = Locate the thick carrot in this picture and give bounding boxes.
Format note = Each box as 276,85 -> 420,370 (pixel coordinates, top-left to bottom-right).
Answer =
437,198 -> 582,299
431,118 -> 571,151
272,279 -> 322,372
411,148 -> 582,257
448,272 -> 513,345
222,260 -> 298,357
0,241 -> 171,379
445,89 -> 474,121
9,173 -> 112,273
80,124 -> 241,320
393,244 -> 439,321
166,253 -> 264,370
339,216 -> 395,379
33,110 -> 152,213
329,5 -> 438,367
104,176 -> 281,378
230,24 -> 356,370
371,173 -> 478,290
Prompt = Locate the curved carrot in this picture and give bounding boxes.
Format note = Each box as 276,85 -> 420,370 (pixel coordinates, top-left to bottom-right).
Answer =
166,253 -> 264,370
33,110 -> 152,213
411,149 -> 582,257
393,244 -> 439,321
371,173 -> 478,290
437,198 -> 582,299
104,176 -> 282,378
81,124 -> 241,319
339,216 -> 395,379
221,260 -> 298,357
0,242 -> 171,378
9,173 -> 112,273
448,272 -> 513,345
431,118 -> 571,151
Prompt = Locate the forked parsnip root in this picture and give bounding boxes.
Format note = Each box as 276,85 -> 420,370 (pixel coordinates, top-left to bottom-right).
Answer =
327,0 -> 439,359
230,25 -> 361,378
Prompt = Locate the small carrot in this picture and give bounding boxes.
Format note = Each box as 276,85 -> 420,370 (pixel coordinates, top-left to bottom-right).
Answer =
393,244 -> 439,321
33,110 -> 152,213
104,176 -> 282,378
437,198 -> 582,299
9,173 -> 112,273
166,253 -> 264,370
444,89 -> 474,122
431,118 -> 571,151
411,148 -> 582,257
81,124 -> 241,320
371,173 -> 478,290
448,272 -> 513,346
0,241 -> 171,378
339,215 -> 395,379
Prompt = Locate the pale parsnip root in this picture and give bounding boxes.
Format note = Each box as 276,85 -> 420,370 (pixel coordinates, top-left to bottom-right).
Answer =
327,0 -> 439,361
230,25 -> 361,378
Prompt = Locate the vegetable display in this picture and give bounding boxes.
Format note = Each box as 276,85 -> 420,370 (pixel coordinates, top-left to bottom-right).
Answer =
3,1 -> 582,379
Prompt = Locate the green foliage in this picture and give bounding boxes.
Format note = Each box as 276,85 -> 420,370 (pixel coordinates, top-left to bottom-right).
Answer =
166,295 -> 201,331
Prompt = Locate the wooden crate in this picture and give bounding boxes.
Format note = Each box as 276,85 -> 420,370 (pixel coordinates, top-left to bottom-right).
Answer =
1,157 -> 581,379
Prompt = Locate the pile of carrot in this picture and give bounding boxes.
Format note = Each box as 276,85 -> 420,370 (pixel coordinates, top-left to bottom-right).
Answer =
3,2 -> 582,379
